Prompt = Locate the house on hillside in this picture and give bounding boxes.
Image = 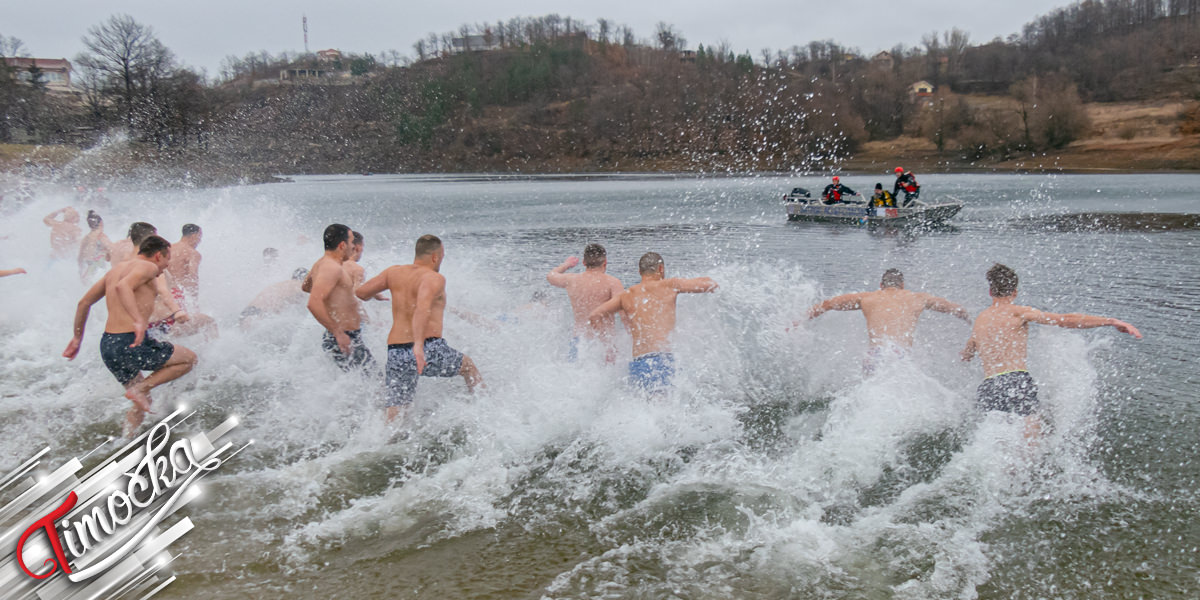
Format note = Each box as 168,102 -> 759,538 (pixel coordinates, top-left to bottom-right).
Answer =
909,80 -> 934,98
4,57 -> 72,92
316,49 -> 342,63
450,35 -> 501,54
871,51 -> 894,70
279,67 -> 330,82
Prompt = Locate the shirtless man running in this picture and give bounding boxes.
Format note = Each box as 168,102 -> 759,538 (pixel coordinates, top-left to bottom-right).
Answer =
588,252 -> 718,393
109,222 -> 157,265
62,235 -> 198,436
308,224 -> 374,370
43,207 -> 82,260
167,223 -> 203,305
547,243 -> 625,362
356,234 -> 483,422
805,268 -> 969,373
962,264 -> 1141,438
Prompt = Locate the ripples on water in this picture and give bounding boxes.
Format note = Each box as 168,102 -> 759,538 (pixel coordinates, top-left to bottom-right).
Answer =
0,173 -> 1196,598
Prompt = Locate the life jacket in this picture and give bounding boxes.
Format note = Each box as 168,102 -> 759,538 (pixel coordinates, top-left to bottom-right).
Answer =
873,190 -> 895,207
898,173 -> 919,193
823,184 -> 843,202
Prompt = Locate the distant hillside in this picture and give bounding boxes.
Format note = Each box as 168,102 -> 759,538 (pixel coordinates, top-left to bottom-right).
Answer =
5,5 -> 1200,179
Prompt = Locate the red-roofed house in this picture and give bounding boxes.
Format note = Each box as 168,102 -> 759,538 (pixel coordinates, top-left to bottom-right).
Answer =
4,57 -> 72,92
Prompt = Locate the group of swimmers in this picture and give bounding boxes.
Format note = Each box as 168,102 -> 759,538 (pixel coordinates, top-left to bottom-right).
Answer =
802,265 -> 1141,438
17,206 -> 1147,441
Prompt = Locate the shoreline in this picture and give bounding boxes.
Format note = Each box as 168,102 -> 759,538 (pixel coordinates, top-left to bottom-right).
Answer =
3,141 -> 1198,190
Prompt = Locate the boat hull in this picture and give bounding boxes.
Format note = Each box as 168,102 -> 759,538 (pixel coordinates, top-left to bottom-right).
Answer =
786,201 -> 962,225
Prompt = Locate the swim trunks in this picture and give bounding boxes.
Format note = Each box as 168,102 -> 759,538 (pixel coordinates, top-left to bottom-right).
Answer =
148,314 -> 177,338
977,370 -> 1039,416
385,337 -> 465,407
239,306 -> 264,321
567,336 -> 580,362
322,328 -> 376,371
99,332 -> 175,386
629,352 -> 676,393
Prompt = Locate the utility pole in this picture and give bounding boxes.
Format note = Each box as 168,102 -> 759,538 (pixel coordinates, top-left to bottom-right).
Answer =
303,14 -> 309,53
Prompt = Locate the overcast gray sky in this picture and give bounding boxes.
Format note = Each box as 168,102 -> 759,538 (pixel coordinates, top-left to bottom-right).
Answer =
7,1 -> 1062,78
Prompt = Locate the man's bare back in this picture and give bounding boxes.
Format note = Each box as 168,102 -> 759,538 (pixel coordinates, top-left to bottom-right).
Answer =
109,239 -> 135,265
963,300 -> 1141,378
809,287 -> 968,348
101,259 -> 162,336
367,264 -> 446,345
167,240 -> 201,300
590,256 -> 718,358
44,207 -> 81,259
547,255 -> 624,338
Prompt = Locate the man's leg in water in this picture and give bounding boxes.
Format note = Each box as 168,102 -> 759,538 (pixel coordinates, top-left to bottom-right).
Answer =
124,345 -> 198,434
459,354 -> 484,392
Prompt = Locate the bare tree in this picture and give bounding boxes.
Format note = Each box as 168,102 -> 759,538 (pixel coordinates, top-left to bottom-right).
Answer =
0,34 -> 27,57
76,14 -> 174,127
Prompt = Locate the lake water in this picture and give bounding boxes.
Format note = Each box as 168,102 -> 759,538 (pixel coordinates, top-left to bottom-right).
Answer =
0,172 -> 1197,598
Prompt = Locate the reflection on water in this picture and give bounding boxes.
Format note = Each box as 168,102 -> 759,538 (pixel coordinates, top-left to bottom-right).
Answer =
0,173 -> 1197,599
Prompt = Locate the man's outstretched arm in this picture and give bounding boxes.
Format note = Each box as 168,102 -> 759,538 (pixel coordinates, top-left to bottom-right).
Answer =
808,293 -> 864,319
671,277 -> 718,294
1027,308 -> 1142,338
924,295 -> 970,321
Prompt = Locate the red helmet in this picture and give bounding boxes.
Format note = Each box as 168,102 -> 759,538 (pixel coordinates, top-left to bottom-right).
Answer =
894,167 -> 904,173
832,176 -> 840,182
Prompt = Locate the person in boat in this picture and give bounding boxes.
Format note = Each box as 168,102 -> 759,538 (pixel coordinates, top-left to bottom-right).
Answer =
961,263 -> 1141,440
893,167 -> 920,206
821,176 -> 860,205
868,184 -> 897,216
803,268 -> 969,375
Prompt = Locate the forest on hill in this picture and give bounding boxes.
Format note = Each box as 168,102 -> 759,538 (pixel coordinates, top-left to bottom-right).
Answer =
4,0 -> 1200,180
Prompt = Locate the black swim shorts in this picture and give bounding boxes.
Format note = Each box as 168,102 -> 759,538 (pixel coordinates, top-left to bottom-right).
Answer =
322,328 -> 376,371
385,337 -> 464,407
100,331 -> 175,386
977,370 -> 1039,416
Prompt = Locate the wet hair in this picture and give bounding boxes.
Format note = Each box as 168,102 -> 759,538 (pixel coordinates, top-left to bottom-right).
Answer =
323,224 -> 352,251
987,263 -> 1018,297
530,289 -> 551,303
86,210 -> 102,230
128,222 -> 157,245
138,235 -> 171,257
263,247 -> 279,259
292,267 -> 309,280
638,252 -> 664,275
415,234 -> 442,258
881,268 -> 904,289
182,223 -> 201,237
583,243 -> 606,268
352,231 -> 364,246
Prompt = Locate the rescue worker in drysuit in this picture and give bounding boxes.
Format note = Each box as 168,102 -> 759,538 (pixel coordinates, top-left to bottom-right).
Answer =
893,167 -> 920,206
821,176 -> 860,205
